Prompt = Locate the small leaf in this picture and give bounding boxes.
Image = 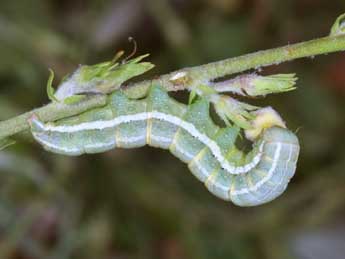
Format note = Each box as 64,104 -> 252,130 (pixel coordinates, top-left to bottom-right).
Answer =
212,95 -> 259,129
112,50 -> 125,63
198,84 -> 217,96
188,90 -> 197,104
192,84 -> 217,98
0,138 -> 15,151
330,13 -> 345,36
46,69 -> 59,102
127,54 -> 150,64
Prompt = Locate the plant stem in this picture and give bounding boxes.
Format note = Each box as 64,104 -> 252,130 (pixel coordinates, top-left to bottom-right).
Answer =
1,33 -> 345,140
187,34 -> 345,80
124,34 -> 345,98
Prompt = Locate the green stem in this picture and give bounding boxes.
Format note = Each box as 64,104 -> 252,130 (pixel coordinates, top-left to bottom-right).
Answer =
124,34 -> 345,98
1,33 -> 345,140
187,34 -> 345,80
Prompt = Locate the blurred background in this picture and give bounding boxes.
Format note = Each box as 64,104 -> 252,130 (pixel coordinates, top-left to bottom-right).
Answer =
1,0 -> 345,258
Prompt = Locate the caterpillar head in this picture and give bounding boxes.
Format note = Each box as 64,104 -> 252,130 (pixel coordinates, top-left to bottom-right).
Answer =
245,107 -> 286,141
261,126 -> 299,145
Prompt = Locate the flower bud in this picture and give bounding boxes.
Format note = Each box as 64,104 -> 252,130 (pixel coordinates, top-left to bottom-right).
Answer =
213,73 -> 297,96
212,94 -> 258,129
53,54 -> 154,102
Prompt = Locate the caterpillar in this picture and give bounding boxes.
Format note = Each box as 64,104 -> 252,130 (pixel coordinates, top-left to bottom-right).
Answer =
29,85 -> 300,206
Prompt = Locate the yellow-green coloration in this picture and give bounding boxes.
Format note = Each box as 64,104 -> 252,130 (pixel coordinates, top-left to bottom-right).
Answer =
212,73 -> 297,97
53,54 -> 154,103
330,13 -> 345,36
29,85 -> 299,207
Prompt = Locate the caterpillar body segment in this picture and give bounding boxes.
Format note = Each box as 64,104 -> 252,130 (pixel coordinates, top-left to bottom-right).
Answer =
29,85 -> 299,206
110,92 -> 147,148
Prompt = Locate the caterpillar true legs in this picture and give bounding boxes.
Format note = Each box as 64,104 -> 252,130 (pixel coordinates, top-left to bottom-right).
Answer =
29,85 -> 299,206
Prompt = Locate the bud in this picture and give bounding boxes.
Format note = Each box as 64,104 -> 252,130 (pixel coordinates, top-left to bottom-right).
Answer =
249,74 -> 297,96
52,54 -> 154,102
244,107 -> 286,141
213,73 -> 297,96
212,94 -> 258,129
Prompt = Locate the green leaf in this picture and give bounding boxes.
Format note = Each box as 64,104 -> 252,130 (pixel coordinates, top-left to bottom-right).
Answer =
192,84 -> 217,98
127,53 -> 150,64
188,90 -> 197,104
212,95 -> 258,129
46,69 -> 59,102
112,50 -> 125,63
0,138 -> 15,151
199,84 -> 217,96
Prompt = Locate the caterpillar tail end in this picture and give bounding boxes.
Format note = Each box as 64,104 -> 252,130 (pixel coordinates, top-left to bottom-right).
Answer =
27,114 -> 45,133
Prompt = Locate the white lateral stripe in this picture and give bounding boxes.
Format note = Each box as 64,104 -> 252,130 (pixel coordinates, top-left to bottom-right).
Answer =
192,161 -> 211,180
85,141 -> 116,150
150,135 -> 172,144
41,112 -> 263,175
117,135 -> 145,143
33,133 -> 80,154
174,144 -> 194,161
232,142 -> 282,195
262,142 -> 291,201
34,133 -> 118,153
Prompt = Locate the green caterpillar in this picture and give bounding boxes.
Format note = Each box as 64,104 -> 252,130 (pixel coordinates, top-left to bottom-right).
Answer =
29,85 -> 299,206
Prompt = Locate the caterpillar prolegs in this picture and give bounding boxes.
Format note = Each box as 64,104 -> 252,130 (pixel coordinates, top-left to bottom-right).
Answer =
29,85 -> 299,206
